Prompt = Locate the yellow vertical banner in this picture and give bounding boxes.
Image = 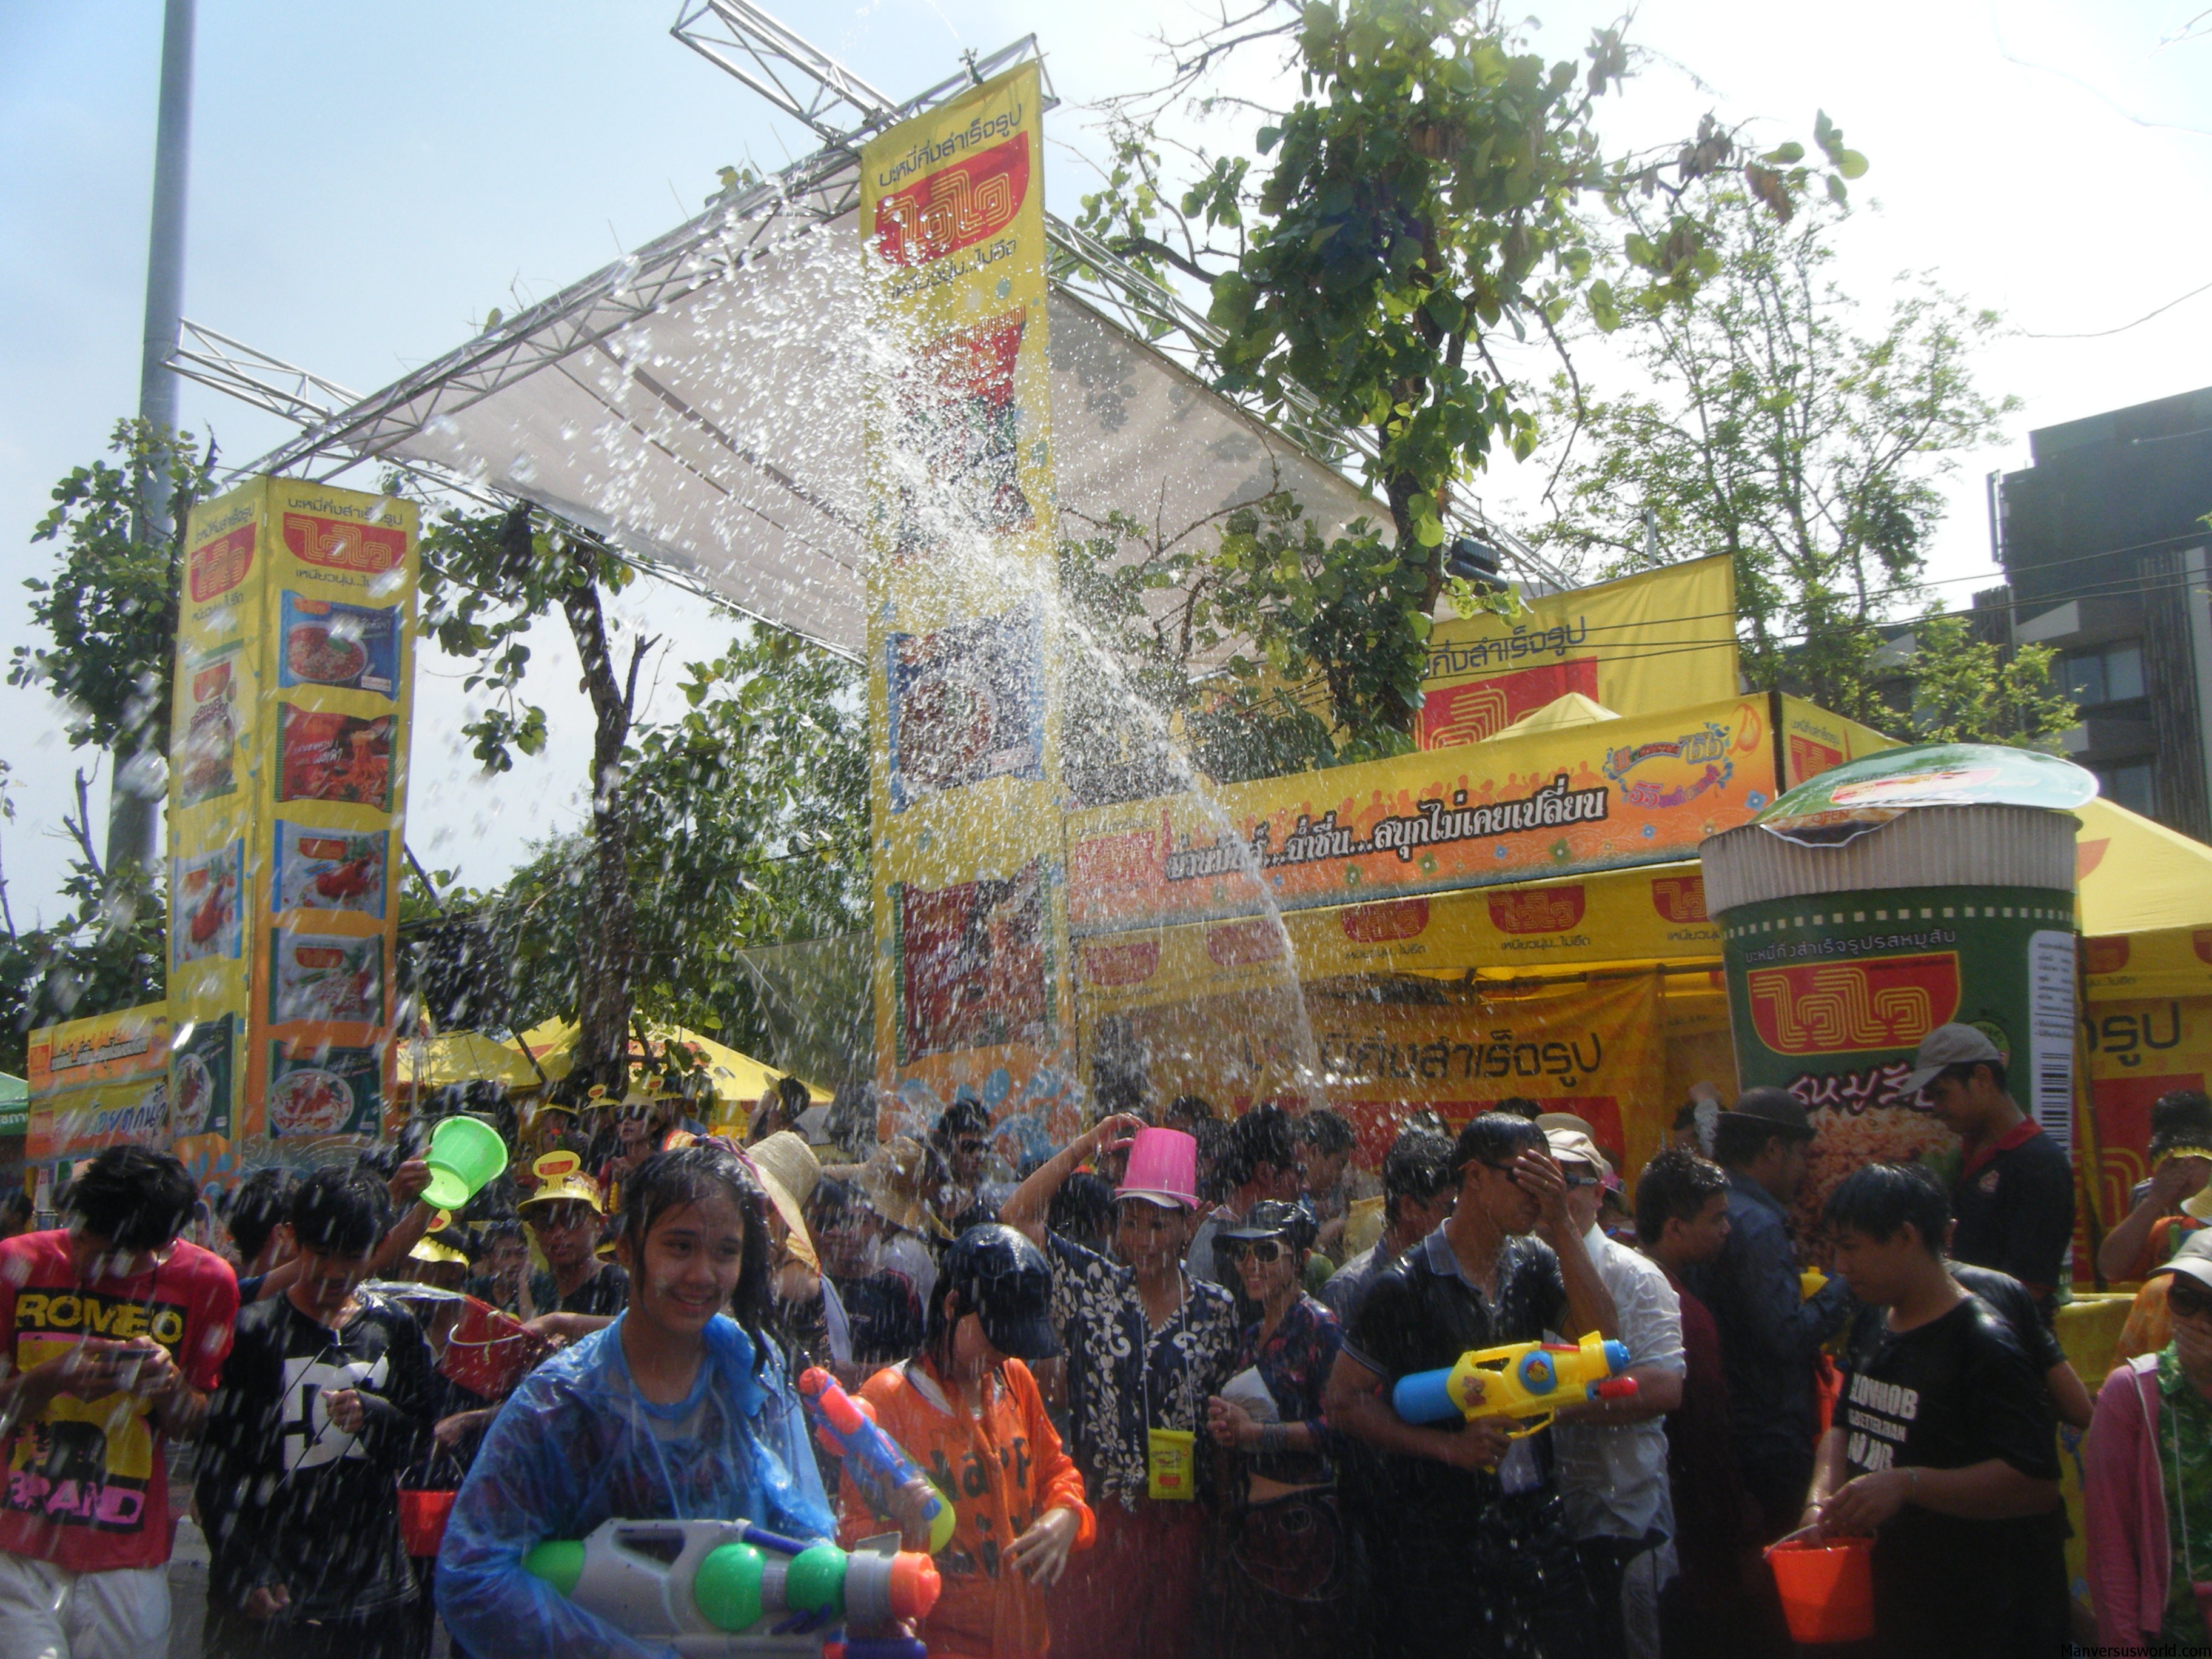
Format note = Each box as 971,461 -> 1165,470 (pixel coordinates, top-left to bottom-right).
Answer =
168,479 -> 417,1195
859,66 -> 1080,1154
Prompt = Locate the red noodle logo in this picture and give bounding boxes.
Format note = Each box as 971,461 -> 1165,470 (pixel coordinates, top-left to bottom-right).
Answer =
189,526 -> 254,601
1340,898 -> 1430,942
1487,885 -> 1585,935
1746,953 -> 1960,1055
283,512 -> 404,574
1650,875 -> 1708,924
874,133 -> 1030,266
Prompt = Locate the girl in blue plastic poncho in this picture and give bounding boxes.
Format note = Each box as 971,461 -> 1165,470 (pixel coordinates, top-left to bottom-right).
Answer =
437,1142 -> 834,1658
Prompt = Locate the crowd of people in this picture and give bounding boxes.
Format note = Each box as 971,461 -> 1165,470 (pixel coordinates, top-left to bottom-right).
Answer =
3,1025 -> 2210,1658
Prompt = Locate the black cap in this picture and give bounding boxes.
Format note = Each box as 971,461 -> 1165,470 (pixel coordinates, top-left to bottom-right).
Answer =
1714,1086 -> 1815,1141
941,1224 -> 1059,1361
1216,1199 -> 1319,1251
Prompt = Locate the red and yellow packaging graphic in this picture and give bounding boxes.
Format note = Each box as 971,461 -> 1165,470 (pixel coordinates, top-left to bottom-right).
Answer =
167,479 -> 416,1178
860,65 -> 1073,1118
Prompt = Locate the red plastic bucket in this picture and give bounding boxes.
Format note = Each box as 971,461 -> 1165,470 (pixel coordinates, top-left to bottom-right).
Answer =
1767,1536 -> 1875,1644
399,1489 -> 456,1557
439,1296 -> 535,1398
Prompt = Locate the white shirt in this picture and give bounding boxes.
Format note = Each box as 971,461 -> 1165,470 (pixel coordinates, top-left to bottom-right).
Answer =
1551,1223 -> 1687,1543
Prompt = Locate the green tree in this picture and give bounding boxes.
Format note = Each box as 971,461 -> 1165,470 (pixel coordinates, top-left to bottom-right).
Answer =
468,625 -> 868,1061
1064,1 -> 1855,759
1906,612 -> 2076,748
412,500 -> 651,1093
1523,176 -> 2015,725
11,419 -> 215,869
0,771 -> 166,1075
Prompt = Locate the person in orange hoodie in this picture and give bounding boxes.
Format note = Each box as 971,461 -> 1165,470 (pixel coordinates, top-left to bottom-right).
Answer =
842,1224 -> 1094,1659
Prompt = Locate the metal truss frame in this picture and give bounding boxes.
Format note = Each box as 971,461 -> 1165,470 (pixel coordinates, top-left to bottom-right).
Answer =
229,1 -> 1567,590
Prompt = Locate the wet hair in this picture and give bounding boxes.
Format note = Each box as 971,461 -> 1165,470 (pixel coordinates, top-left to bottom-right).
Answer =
64,1145 -> 198,1253
2,1190 -> 35,1233
774,1076 -> 810,1119
1164,1094 -> 1217,1128
1495,1097 -> 1543,1121
290,1167 -> 392,1257
619,1142 -> 775,1356
1449,1113 -> 1545,1179
1825,1162 -> 1949,1255
1192,1119 -> 1233,1204
934,1097 -> 992,1150
477,1219 -> 526,1253
1051,1171 -> 1116,1255
2151,1091 -> 2212,1160
1712,1115 -> 1794,1170
1299,1109 -> 1356,1159
1381,1130 -> 1455,1223
1634,1147 -> 1731,1247
221,1167 -> 297,1262
1221,1104 -> 1298,1190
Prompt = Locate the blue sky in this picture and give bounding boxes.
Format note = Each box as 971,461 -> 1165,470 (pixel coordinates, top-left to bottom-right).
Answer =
1,0 -> 2207,923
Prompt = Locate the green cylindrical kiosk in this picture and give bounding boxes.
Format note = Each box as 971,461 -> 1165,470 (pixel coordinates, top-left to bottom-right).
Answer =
1699,743 -> 2097,1227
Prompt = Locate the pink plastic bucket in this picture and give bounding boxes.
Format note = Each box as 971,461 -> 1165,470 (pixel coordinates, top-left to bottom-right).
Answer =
1767,1537 -> 1875,1644
1117,1127 -> 1199,1208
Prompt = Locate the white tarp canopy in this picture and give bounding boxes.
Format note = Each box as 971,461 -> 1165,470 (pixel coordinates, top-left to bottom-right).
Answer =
252,173 -> 1376,662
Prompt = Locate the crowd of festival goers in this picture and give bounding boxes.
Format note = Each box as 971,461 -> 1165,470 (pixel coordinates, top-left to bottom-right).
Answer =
9,1027 -> 2212,1658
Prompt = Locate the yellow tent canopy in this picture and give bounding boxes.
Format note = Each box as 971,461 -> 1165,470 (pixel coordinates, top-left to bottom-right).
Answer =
398,1031 -> 543,1092
2076,796 -> 2212,999
1489,692 -> 1621,739
505,1017 -> 830,1110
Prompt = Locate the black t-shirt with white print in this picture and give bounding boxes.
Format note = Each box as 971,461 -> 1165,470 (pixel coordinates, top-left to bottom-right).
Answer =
1837,1292 -> 2062,1658
196,1290 -> 439,1620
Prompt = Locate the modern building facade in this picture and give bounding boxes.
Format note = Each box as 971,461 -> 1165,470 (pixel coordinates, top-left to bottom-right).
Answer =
1995,385 -> 2212,840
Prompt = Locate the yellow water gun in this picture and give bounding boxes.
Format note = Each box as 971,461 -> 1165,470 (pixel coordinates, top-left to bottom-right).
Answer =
1392,1331 -> 1636,1438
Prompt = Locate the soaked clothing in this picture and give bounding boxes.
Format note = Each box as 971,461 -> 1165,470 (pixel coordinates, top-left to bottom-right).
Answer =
1682,1170 -> 1852,1532
2154,1345 -> 2212,1641
195,1292 -> 439,1623
1837,1293 -> 2063,1658
525,1262 -> 628,1319
844,1355 -> 1093,1659
1949,1119 -> 2074,1316
1215,1296 -> 1354,1659
1344,1225 -> 1594,1657
1043,1232 -> 1238,1509
829,1271 -> 924,1370
435,1315 -> 832,1659
0,1231 -> 238,1573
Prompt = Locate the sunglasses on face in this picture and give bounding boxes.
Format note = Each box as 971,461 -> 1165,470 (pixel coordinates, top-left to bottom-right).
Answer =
1222,1239 -> 1286,1264
2171,1279 -> 2212,1321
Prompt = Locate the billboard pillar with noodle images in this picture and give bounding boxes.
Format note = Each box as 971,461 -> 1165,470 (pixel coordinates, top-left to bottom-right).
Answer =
859,65 -> 1079,1154
168,479 -> 416,1190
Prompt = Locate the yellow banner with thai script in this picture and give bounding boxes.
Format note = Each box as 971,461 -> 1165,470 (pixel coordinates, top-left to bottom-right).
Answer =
1065,694 -> 1780,936
168,478 -> 417,1193
1419,557 -> 1737,748
860,64 -> 1080,1142
25,1004 -> 170,1164
1105,974 -> 1668,1174
1775,694 -> 1899,788
1075,862 -> 1722,1015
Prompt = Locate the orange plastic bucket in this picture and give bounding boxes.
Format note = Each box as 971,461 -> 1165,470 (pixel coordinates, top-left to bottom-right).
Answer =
399,1489 -> 456,1557
1767,1536 -> 1875,1644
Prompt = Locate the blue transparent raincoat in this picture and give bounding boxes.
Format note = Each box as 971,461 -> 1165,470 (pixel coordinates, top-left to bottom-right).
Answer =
436,1314 -> 834,1658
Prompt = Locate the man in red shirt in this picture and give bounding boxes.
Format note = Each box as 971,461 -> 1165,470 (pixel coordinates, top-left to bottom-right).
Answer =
0,1146 -> 238,1658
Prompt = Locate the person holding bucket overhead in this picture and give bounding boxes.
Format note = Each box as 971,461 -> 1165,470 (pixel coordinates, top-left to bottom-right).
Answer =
1000,1118 -> 1238,1659
1793,1163 -> 2063,1658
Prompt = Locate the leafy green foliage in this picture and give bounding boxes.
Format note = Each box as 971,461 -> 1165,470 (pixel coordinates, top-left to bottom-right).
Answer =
1526,182 -> 2016,725
1070,2 -> 1856,746
466,626 -> 868,1050
1907,612 -> 2077,748
11,418 -> 215,768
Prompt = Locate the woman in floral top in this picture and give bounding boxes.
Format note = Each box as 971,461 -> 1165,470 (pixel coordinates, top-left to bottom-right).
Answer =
1001,1116 -> 1238,1659
1205,1199 -> 1355,1659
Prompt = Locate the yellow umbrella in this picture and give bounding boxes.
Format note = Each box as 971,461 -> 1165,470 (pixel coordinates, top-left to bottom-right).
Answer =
503,1018 -> 828,1112
403,1030 -> 542,1091
1488,691 -> 1621,739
